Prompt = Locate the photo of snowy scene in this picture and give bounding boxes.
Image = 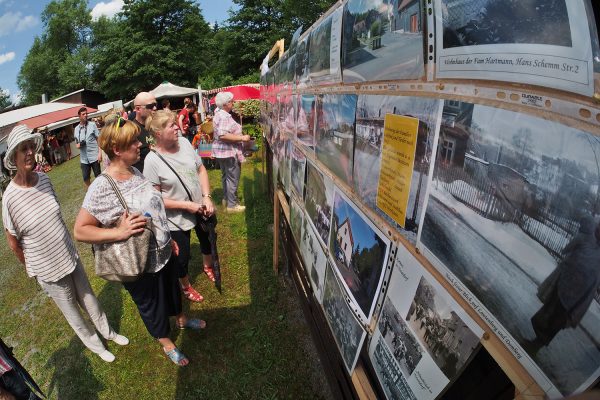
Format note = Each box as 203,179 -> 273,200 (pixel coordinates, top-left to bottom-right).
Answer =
342,0 -> 424,83
290,196 -> 304,244
300,214 -> 328,302
379,298 -> 423,377
420,100 -> 600,395
291,145 -> 307,198
304,161 -> 335,247
297,95 -> 317,150
323,262 -> 366,373
315,94 -> 358,186
353,95 -> 442,244
406,277 -> 479,378
329,189 -> 390,321
441,0 -> 571,49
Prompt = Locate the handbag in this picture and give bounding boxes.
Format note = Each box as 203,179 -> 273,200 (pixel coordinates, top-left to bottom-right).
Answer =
93,174 -> 155,282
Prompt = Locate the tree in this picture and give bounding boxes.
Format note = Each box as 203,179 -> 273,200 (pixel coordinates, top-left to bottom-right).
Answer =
0,88 -> 11,110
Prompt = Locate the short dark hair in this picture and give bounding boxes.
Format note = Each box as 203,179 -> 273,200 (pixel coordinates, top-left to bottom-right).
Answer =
78,107 -> 88,116
161,99 -> 170,108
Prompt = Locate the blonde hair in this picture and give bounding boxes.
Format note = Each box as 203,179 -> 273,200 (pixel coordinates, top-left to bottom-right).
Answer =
98,118 -> 140,159
145,110 -> 175,138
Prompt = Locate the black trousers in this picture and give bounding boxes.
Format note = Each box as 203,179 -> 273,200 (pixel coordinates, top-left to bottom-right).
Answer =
170,225 -> 211,279
0,370 -> 41,400
123,256 -> 182,339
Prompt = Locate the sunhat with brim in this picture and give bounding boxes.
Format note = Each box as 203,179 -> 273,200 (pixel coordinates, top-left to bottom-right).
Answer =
4,125 -> 43,171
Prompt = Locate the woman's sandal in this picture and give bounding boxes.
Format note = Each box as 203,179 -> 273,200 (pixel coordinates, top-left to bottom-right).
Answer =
164,347 -> 189,366
203,266 -> 216,282
182,286 -> 204,302
177,318 -> 207,330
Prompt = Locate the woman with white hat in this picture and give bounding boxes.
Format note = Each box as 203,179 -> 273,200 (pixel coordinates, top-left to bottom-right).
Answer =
212,91 -> 251,212
1,125 -> 128,363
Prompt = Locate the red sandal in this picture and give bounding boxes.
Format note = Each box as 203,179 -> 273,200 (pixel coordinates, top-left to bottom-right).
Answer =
182,286 -> 204,302
203,266 -> 216,282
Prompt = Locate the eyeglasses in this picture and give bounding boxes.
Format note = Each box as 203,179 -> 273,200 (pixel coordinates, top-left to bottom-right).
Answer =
136,102 -> 157,110
117,116 -> 127,128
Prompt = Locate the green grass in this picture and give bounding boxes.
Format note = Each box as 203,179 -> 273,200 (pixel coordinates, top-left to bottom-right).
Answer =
0,157 -> 330,400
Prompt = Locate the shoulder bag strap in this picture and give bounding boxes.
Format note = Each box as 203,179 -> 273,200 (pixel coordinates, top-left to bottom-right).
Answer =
151,149 -> 194,202
101,173 -> 129,213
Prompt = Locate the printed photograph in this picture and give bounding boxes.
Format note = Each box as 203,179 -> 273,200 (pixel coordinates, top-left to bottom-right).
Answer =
353,95 -> 441,243
296,34 -> 311,86
300,214 -> 328,302
297,95 -> 317,150
322,262 -> 366,373
441,0 -> 571,49
308,13 -> 333,80
290,196 -> 304,244
379,299 -> 423,376
420,100 -> 600,395
342,0 -> 424,83
406,277 -> 479,378
370,334 -> 417,400
304,161 -> 335,247
291,145 -> 307,199
315,94 -> 358,186
329,189 -> 390,320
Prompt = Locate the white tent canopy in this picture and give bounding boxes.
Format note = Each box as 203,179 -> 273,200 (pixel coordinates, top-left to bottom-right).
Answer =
149,82 -> 198,99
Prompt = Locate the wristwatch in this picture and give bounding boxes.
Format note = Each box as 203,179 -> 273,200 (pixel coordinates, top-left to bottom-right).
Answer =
202,194 -> 212,198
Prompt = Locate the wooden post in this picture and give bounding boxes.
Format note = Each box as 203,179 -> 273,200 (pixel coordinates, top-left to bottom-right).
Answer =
351,361 -> 378,400
273,187 -> 280,274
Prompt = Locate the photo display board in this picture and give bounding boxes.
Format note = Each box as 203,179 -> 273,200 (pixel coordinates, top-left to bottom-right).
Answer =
261,0 -> 600,397
369,246 -> 483,400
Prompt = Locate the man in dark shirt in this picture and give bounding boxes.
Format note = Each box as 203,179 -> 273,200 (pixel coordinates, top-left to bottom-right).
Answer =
131,92 -> 158,172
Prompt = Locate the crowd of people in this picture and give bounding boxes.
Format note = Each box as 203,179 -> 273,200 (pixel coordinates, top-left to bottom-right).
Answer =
1,90 -> 252,397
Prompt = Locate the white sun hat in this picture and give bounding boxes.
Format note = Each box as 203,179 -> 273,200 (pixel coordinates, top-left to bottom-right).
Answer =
4,125 -> 43,171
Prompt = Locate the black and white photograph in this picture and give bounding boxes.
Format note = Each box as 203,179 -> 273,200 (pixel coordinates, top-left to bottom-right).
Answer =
379,300 -> 423,377
307,7 -> 343,84
297,95 -> 317,151
353,95 -> 442,244
300,213 -> 328,302
369,334 -> 417,400
435,0 -> 595,96
406,277 -> 479,378
291,145 -> 307,199
315,94 -> 358,186
322,262 -> 367,373
304,161 -> 335,248
290,196 -> 304,244
419,100 -> 600,396
296,34 -> 311,87
341,0 -> 424,83
329,189 -> 391,322
280,134 -> 293,195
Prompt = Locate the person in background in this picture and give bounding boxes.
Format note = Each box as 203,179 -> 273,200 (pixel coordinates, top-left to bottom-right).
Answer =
2,125 -> 128,364
74,107 -> 102,187
188,104 -> 200,142
177,103 -> 194,142
74,118 -> 205,367
144,110 -> 216,303
161,99 -> 171,111
132,92 -> 158,172
212,91 -> 251,212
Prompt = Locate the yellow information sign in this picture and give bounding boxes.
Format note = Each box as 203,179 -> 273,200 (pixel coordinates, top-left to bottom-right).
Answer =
376,114 -> 420,228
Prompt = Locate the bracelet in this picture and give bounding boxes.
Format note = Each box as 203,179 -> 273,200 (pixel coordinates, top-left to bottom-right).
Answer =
202,194 -> 212,198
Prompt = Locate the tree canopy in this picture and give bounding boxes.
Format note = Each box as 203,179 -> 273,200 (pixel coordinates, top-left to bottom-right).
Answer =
17,0 -> 336,105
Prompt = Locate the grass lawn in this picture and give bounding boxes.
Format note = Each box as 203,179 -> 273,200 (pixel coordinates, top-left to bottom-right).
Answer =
0,156 -> 331,400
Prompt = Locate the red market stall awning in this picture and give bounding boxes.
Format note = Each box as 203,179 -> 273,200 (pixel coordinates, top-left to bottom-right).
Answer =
20,106 -> 97,130
209,85 -> 260,105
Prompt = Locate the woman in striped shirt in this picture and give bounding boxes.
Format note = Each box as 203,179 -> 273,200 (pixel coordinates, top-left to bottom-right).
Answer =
1,125 -> 128,363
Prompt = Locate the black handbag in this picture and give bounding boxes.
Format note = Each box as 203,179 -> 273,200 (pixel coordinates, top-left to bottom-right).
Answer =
93,174 -> 155,282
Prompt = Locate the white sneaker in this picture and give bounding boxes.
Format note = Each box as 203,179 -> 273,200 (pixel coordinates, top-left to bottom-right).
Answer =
111,334 -> 129,346
98,350 -> 115,362
226,205 -> 246,213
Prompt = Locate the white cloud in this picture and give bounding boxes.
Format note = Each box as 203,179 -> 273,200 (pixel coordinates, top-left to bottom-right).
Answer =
90,0 -> 124,21
0,51 -> 15,65
0,12 -> 38,37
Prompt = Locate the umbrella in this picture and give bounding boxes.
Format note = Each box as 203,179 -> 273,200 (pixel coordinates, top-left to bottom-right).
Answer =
198,213 -> 221,293
209,85 -> 260,105
0,338 -> 46,399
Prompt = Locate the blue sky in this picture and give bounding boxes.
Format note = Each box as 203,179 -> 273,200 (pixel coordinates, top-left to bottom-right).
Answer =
0,0 -> 236,103
333,191 -> 380,251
